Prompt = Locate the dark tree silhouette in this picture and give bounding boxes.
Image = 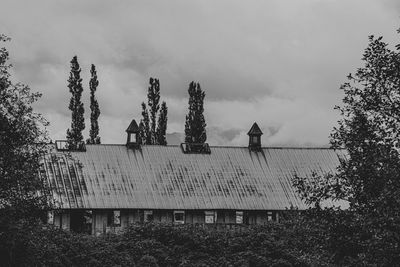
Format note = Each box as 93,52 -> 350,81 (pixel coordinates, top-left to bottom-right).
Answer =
87,64 -> 100,144
148,78 -> 160,143
139,78 -> 168,145
140,102 -> 151,144
292,30 -> 400,265
156,101 -> 168,145
184,82 -> 206,144
0,34 -> 49,224
66,56 -> 85,149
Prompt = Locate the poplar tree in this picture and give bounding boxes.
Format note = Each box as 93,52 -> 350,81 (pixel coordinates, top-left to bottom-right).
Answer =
139,77 -> 168,145
156,101 -> 168,145
184,82 -> 207,144
87,64 -> 100,144
66,56 -> 85,149
148,78 -> 160,143
140,102 -> 151,144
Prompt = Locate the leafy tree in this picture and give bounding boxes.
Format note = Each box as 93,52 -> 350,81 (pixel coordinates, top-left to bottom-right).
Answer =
330,34 -> 400,214
66,56 -> 85,149
139,78 -> 168,145
0,35 -> 50,265
0,34 -> 49,221
87,64 -> 101,144
294,33 -> 400,213
292,29 -> 400,265
184,81 -> 206,144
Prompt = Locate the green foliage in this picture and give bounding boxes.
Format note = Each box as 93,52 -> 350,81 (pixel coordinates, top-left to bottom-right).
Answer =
331,33 -> 400,213
140,102 -> 151,144
2,221 -> 334,266
292,172 -> 344,209
66,56 -> 85,148
156,101 -> 168,145
0,35 -> 49,220
139,78 -> 168,145
148,78 -> 160,143
87,64 -> 100,144
0,35 -> 50,265
184,81 -> 207,144
0,226 -> 136,267
138,255 -> 159,267
292,29 -> 400,265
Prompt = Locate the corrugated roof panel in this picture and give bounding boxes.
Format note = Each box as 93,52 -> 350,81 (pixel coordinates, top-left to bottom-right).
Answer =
41,145 -> 346,210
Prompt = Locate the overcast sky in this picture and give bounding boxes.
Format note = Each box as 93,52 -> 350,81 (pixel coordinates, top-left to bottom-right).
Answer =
1,0 -> 399,146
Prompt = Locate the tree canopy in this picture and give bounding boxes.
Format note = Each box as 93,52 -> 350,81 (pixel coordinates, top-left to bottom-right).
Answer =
292,29 -> 400,265
330,34 -> 400,214
139,78 -> 168,145
87,64 -> 101,144
0,35 -> 49,224
184,81 -> 207,144
66,56 -> 85,149
156,101 -> 168,145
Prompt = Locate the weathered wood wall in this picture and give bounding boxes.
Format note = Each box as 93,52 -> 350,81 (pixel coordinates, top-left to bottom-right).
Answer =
52,209 -> 280,235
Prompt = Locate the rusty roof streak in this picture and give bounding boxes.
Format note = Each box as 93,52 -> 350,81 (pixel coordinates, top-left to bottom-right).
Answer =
46,155 -> 61,208
42,155 -> 59,207
57,156 -> 70,209
42,145 -> 346,210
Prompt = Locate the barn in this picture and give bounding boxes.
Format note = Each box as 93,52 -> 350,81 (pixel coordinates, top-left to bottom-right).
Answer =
40,121 -> 345,235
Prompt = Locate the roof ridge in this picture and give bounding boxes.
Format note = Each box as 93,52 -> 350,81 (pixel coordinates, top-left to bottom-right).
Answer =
83,143 -> 335,149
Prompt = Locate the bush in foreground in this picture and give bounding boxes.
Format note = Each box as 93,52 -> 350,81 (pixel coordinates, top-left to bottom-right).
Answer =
0,217 -> 332,267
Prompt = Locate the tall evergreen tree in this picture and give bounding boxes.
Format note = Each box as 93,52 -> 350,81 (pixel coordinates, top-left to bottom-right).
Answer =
87,64 -> 100,144
140,102 -> 151,144
185,82 -> 207,144
148,78 -> 160,143
156,101 -> 168,145
66,56 -> 85,149
139,77 -> 168,145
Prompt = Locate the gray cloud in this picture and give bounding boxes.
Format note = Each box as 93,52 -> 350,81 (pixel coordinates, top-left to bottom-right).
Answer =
1,0 -> 400,145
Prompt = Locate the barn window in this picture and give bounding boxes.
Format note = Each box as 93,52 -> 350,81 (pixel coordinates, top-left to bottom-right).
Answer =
236,211 -> 243,224
267,211 -> 273,221
144,210 -> 153,222
47,211 -> 54,224
107,210 -> 121,226
114,210 -> 121,226
84,210 -> 92,224
205,211 -> 216,224
174,211 -> 185,224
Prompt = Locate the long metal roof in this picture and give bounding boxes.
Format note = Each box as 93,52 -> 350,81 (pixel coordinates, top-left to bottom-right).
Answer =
40,144 -> 345,210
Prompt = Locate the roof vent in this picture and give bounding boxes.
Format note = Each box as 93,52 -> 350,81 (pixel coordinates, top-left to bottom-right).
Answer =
55,140 -> 86,151
126,119 -> 140,148
247,122 -> 263,151
181,143 -> 211,154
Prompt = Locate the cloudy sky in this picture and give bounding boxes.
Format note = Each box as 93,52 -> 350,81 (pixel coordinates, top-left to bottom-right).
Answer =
1,0 -> 399,146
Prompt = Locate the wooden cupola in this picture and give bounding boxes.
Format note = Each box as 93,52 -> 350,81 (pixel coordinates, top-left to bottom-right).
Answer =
247,122 -> 263,151
126,119 -> 140,147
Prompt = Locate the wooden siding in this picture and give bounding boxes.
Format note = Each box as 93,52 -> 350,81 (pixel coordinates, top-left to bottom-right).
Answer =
52,209 -> 280,233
